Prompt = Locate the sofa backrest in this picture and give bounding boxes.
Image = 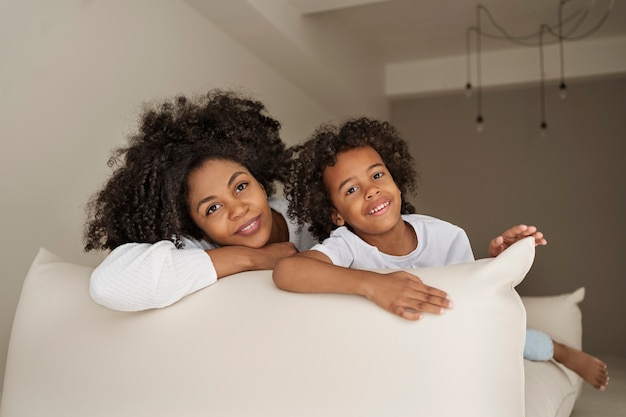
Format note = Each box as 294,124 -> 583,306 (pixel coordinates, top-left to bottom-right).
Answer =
0,237 -> 535,417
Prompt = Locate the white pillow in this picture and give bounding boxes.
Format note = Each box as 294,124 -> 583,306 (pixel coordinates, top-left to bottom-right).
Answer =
522,287 -> 584,352
1,237 -> 535,417
522,288 -> 585,417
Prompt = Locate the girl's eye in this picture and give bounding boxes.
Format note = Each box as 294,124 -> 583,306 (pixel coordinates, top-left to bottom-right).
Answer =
373,171 -> 384,180
206,203 -> 222,216
346,186 -> 357,195
235,182 -> 248,194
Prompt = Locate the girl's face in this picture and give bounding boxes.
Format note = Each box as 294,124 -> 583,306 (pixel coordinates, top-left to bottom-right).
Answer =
187,159 -> 273,248
322,146 -> 403,243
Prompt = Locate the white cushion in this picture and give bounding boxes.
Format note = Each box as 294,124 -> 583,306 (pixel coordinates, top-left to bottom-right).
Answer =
523,288 -> 584,354
522,288 -> 585,417
0,237 -> 536,417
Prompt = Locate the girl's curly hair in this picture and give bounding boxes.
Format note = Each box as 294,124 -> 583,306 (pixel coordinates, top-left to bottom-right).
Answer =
84,89 -> 289,251
286,117 -> 419,242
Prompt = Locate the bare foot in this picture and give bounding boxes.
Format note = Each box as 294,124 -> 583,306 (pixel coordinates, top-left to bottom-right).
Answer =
553,341 -> 609,391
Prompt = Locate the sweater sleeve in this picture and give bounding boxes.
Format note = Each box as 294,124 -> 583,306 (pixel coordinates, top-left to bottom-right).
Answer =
89,239 -> 218,312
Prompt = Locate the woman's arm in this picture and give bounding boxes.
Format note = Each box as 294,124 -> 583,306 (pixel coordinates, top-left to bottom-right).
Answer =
90,240 -> 298,311
273,251 -> 452,321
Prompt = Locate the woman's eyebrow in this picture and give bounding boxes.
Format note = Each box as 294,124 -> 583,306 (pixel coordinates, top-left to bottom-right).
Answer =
196,195 -> 216,213
227,171 -> 247,187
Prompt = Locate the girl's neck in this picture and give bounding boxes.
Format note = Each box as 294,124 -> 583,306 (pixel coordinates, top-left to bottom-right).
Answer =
364,220 -> 417,256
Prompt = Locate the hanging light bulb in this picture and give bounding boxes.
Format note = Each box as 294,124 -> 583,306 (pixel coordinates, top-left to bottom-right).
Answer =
558,2 -> 567,101
538,25 -> 548,138
465,27 -> 475,99
463,2 -> 614,134
559,82 -> 567,100
476,115 -> 484,133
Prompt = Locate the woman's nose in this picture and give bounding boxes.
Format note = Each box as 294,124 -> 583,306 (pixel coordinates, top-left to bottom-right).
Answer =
229,200 -> 249,219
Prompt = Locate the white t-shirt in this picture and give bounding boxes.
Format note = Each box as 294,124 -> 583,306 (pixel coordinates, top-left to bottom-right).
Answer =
89,198 -> 316,311
312,214 -> 474,269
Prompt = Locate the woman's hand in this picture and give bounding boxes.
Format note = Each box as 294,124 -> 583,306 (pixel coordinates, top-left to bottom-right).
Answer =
211,242 -> 298,277
488,224 -> 547,257
253,242 -> 299,270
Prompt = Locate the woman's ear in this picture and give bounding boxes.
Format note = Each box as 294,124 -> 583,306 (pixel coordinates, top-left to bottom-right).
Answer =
330,209 -> 345,227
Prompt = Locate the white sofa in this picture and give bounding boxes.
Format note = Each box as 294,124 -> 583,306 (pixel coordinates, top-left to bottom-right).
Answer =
0,237 -> 585,417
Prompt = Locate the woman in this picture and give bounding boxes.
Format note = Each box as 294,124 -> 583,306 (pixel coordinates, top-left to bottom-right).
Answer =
84,89 -> 316,311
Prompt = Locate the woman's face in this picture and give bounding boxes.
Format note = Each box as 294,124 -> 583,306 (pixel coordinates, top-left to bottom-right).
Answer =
187,159 -> 273,248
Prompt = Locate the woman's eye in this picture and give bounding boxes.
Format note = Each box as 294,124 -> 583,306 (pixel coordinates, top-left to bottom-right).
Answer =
206,203 -> 221,216
235,182 -> 248,194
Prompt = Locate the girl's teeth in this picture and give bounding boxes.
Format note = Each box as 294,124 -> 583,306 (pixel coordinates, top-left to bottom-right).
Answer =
369,202 -> 389,214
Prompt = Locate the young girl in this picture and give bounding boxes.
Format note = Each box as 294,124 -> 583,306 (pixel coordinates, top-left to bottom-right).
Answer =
84,89 -> 315,311
273,117 -> 609,391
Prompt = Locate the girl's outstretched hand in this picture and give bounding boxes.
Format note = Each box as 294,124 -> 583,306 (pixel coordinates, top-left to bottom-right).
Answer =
363,271 -> 452,321
488,224 -> 547,257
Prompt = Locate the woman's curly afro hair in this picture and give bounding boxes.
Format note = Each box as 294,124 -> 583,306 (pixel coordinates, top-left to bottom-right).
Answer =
84,89 -> 289,251
285,117 -> 419,242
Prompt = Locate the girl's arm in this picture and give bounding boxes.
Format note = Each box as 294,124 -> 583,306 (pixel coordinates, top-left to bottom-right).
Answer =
90,240 -> 297,312
273,251 -> 452,321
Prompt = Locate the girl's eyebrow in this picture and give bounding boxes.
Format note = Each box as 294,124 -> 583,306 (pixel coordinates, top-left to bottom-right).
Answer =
368,162 -> 385,171
336,162 -> 384,192
196,171 -> 247,212
337,176 -> 355,193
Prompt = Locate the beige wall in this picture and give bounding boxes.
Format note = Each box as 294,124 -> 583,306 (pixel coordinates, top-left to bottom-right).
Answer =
391,75 -> 626,356
0,0 -> 379,393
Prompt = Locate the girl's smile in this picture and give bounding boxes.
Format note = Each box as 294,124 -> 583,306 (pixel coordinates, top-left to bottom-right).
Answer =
366,200 -> 391,216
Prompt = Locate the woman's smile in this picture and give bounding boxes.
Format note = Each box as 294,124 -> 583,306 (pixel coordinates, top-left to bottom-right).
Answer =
236,216 -> 262,236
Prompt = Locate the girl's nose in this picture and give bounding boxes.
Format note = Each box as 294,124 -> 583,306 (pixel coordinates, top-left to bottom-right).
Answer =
365,185 -> 381,200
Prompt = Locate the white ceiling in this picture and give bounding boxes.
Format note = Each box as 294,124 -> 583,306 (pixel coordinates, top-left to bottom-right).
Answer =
289,0 -> 626,64
186,0 -> 626,116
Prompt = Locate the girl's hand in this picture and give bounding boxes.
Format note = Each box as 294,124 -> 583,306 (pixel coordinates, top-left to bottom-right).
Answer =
488,224 -> 547,257
363,271 -> 452,321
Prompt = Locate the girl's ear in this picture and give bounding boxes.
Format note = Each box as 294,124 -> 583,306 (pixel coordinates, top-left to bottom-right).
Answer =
331,209 -> 345,226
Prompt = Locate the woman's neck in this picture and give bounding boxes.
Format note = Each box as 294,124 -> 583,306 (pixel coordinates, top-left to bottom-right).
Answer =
268,209 -> 289,244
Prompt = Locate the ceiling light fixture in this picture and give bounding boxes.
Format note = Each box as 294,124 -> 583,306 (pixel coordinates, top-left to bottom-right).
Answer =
465,0 -> 615,135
